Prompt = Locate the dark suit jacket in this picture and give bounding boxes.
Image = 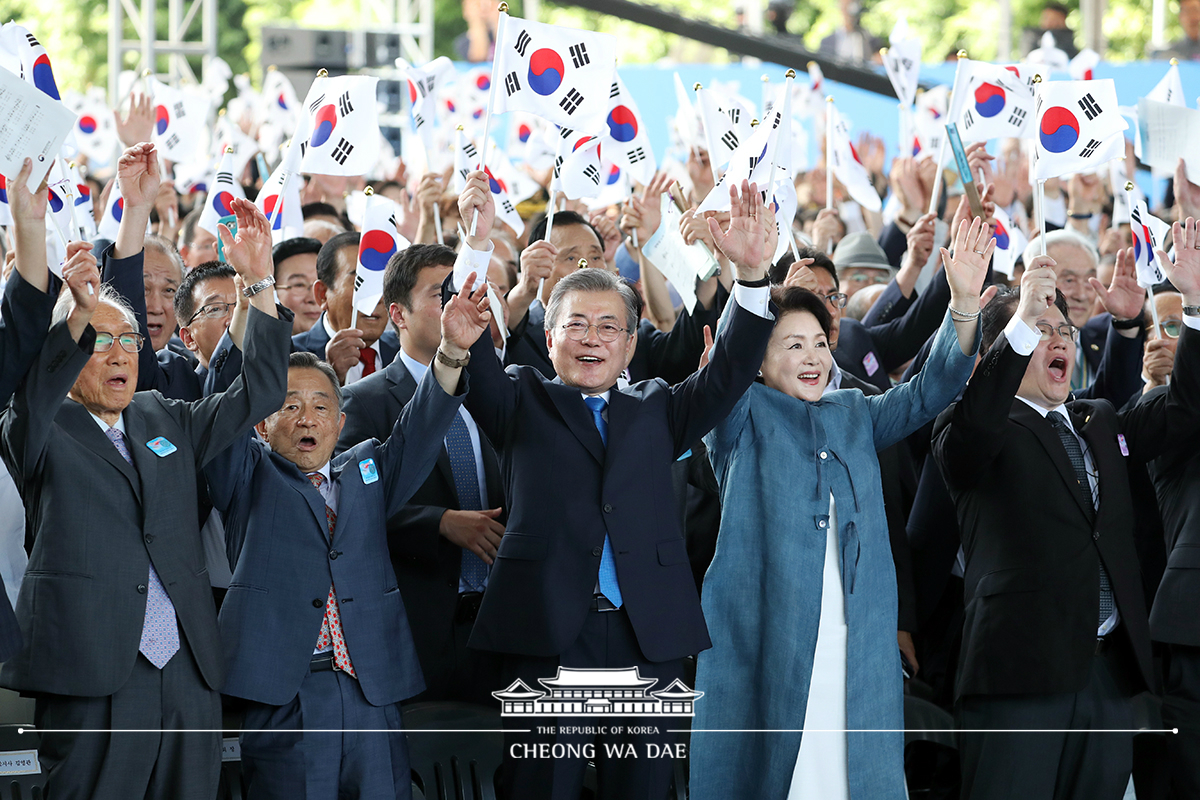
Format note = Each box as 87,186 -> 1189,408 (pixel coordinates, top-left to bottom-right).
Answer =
505,298 -> 718,384
462,302 -> 773,662
931,324 -> 1200,699
335,355 -> 505,685
0,307 -> 291,697
291,311 -> 400,369
1146,383 -> 1200,646
206,366 -> 464,707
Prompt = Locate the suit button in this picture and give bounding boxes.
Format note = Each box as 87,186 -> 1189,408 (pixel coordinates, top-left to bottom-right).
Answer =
144,534 -> 154,544
1093,531 -> 1100,541
329,550 -> 339,560
136,584 -> 147,594
818,520 -> 827,529
603,504 -> 613,513
592,546 -> 602,557
313,599 -> 324,608
819,451 -> 828,460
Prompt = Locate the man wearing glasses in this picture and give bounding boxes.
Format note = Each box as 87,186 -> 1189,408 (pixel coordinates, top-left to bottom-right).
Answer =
933,240 -> 1200,800
176,261 -> 238,375
0,196 -> 292,800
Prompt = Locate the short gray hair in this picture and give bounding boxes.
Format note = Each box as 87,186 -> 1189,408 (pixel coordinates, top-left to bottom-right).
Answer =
287,351 -> 343,410
51,283 -> 138,331
143,234 -> 185,282
1022,229 -> 1099,273
544,269 -> 639,335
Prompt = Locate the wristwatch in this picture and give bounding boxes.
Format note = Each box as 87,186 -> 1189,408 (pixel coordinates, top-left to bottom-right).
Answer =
242,275 -> 276,298
435,347 -> 471,368
1184,305 -> 1200,318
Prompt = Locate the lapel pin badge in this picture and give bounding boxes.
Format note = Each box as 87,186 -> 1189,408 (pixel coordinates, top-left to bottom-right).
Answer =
359,458 -> 379,484
145,436 -> 177,457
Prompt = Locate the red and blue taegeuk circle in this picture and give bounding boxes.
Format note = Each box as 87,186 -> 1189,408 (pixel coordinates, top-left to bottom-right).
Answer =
212,191 -> 236,217
0,175 -> 7,204
518,123 -> 533,143
1039,107 -> 1080,153
472,107 -> 484,120
475,74 -> 491,92
606,164 -> 621,185
263,195 -> 283,229
993,221 -> 1010,249
359,229 -> 396,271
484,167 -> 506,195
111,197 -> 124,222
408,80 -> 418,104
75,184 -> 90,207
528,49 -> 564,96
974,83 -> 1005,118
154,105 -> 170,136
32,54 -> 59,100
47,189 -> 62,213
445,99 -> 456,113
276,93 -> 288,110
309,105 -> 338,148
606,105 -> 638,143
78,115 -> 98,135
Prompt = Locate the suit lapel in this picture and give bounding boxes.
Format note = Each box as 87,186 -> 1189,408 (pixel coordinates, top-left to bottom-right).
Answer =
124,405 -> 155,510
277,455 -> 331,536
546,379 -> 605,464
1075,406 -> 1114,518
602,388 -> 635,482
388,358 -> 457,499
1010,401 -> 1094,522
61,401 -> 142,502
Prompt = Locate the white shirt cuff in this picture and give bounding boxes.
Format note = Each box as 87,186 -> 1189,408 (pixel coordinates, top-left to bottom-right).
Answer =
733,283 -> 771,319
1185,312 -> 1200,332
1004,314 -> 1041,356
453,242 -> 494,292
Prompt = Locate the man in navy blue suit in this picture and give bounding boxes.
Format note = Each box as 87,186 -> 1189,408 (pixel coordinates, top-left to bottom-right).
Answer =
205,274 -> 492,799
452,171 -> 776,800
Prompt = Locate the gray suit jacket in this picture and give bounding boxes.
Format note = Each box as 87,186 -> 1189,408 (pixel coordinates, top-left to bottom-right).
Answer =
0,307 -> 292,697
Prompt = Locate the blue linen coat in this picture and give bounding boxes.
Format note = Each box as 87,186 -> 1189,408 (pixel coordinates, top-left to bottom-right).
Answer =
689,312 -> 978,800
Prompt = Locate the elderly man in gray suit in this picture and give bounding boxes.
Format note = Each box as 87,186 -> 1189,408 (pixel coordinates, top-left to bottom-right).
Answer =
0,189 -> 292,800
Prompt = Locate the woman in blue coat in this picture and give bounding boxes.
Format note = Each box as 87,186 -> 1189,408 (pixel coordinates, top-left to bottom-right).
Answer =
689,217 -> 996,799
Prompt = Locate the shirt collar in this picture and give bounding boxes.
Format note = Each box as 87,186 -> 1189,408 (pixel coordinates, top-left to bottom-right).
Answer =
397,346 -> 429,383
1015,395 -> 1074,430
581,390 -> 612,405
307,461 -> 332,483
822,360 -> 843,396
90,411 -> 126,434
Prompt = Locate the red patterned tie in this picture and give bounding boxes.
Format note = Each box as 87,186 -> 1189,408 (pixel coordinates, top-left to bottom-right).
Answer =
308,472 -> 356,677
359,347 -> 377,376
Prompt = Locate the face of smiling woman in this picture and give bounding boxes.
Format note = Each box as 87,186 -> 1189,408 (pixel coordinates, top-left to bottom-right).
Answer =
759,309 -> 833,402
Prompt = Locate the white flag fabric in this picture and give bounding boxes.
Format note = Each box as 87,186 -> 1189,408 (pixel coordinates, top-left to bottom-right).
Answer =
828,104 -> 883,212
97,181 -> 126,241
0,22 -> 61,100
452,128 -> 523,235
696,86 -> 751,172
198,149 -> 247,237
149,77 -> 212,165
254,140 -> 305,244
400,56 -> 456,156
64,161 -> 97,241
1026,30 -> 1070,73
670,71 -> 702,153
299,75 -> 380,177
770,170 -> 799,264
1134,63 -> 1186,161
602,73 -> 656,185
584,160 -> 631,210
990,205 -> 1026,278
1034,79 -> 1127,180
1130,199 -> 1170,289
492,12 -> 617,134
553,128 -> 603,200
696,104 -> 787,213
952,61 -> 1037,142
66,89 -> 119,164
354,195 -> 410,316
882,17 -> 922,109
1110,159 -> 1139,225
486,140 -> 541,204
215,113 -> 259,181
1069,49 -> 1101,81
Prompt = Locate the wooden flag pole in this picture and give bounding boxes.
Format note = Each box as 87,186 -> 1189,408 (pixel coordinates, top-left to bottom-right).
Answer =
468,2 -> 509,239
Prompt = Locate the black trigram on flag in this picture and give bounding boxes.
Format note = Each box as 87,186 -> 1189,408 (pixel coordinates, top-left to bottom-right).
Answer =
413,112 -> 426,129
901,57 -> 914,71
720,131 -> 738,151
338,92 -> 354,117
727,108 -> 741,125
962,109 -> 976,129
583,164 -> 600,185
354,273 -> 365,291
559,126 -> 574,140
173,101 -> 186,119
1008,107 -> 1028,127
515,30 -> 532,57
458,167 -> 470,182
553,156 -> 563,178
24,33 -> 38,47
308,93 -> 325,115
749,154 -> 761,171
569,43 -> 590,68
463,142 -> 478,161
505,72 -> 521,97
332,138 -> 354,165
1078,93 -> 1102,121
560,89 -> 584,115
414,79 -> 428,98
771,111 -> 781,129
1079,138 -> 1102,159
627,147 -> 646,163
609,82 -> 620,99
502,199 -> 516,214
388,213 -> 398,230
165,133 -> 180,151
215,172 -> 234,186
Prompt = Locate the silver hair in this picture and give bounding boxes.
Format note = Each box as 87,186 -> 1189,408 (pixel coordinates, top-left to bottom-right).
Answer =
143,234 -> 185,282
287,351 -> 343,410
51,282 -> 138,331
1022,229 -> 1099,273
544,269 -> 639,335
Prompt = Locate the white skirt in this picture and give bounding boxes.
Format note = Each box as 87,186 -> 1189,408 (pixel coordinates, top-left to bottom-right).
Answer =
787,494 -> 850,800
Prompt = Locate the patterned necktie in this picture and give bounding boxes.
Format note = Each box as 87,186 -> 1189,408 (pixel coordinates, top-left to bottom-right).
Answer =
583,396 -> 623,607
308,472 -> 356,676
445,413 -> 489,592
1046,411 -> 1114,627
106,427 -> 180,669
359,347 -> 377,376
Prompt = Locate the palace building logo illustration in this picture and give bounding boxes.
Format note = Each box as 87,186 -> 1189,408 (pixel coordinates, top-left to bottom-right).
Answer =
493,668 -> 704,717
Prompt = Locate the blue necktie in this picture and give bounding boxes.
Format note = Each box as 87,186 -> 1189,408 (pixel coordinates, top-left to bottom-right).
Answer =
445,412 -> 489,592
583,396 -> 623,607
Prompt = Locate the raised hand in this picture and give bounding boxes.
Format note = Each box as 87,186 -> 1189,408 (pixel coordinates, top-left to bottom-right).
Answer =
589,212 -> 622,264
441,271 -> 492,355
1016,255 -> 1060,328
6,157 -> 48,224
116,142 -> 161,211
62,241 -> 99,311
811,207 -> 842,253
1176,159 -> 1200,222
903,212 -> 938,272
114,93 -> 155,148
1088,245 -> 1144,323
325,327 -> 366,385
707,180 -> 770,279
697,324 -> 714,370
217,198 -> 273,283
621,172 -> 671,247
457,170 -> 495,249
1158,217 -> 1200,303
783,258 -> 819,292
938,216 -> 994,313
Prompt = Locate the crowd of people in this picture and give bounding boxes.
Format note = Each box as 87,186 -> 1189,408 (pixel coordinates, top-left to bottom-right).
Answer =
2,33 -> 1200,800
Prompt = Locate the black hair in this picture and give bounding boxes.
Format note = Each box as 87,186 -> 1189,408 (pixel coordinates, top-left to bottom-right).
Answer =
770,286 -> 833,338
382,243 -> 457,310
175,260 -> 236,326
980,286 -> 1071,352
272,236 -> 323,274
527,210 -> 604,252
770,246 -> 839,291
315,231 -> 362,289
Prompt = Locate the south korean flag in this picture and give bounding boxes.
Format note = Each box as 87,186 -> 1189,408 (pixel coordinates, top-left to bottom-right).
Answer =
197,148 -> 247,237
1034,79 -> 1127,181
602,73 -> 656,185
148,77 -> 213,165
1130,199 -> 1171,289
954,61 -> 1037,142
399,57 -> 455,156
354,194 -> 410,316
989,205 -> 1027,279
493,12 -> 617,134
696,86 -> 751,172
697,103 -> 788,214
299,75 -> 381,177
453,128 -> 524,236
553,127 -> 603,200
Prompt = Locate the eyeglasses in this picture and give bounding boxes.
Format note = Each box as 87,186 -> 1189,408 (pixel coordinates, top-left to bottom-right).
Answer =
822,292 -> 849,309
560,321 -> 629,342
93,331 -> 144,353
278,281 -> 313,293
187,301 -> 234,325
846,272 -> 890,286
1035,322 -> 1079,342
1159,319 -> 1183,339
